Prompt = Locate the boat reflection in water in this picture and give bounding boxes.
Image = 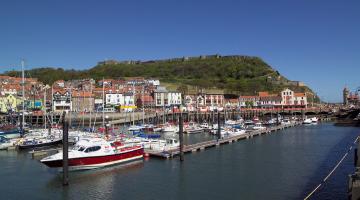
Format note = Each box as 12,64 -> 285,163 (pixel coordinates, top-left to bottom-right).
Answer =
46,160 -> 144,199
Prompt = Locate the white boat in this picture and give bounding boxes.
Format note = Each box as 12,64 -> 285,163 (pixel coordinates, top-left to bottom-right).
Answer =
40,138 -> 143,171
311,117 -> 319,123
265,119 -> 277,125
225,120 -> 237,126
148,138 -> 179,151
252,123 -> 266,130
162,124 -> 179,133
200,122 -> 210,129
127,125 -> 144,132
0,128 -> 21,139
0,136 -> 15,150
281,118 -> 292,125
185,122 -> 204,134
228,128 -> 246,137
303,118 -> 312,124
211,127 -> 228,137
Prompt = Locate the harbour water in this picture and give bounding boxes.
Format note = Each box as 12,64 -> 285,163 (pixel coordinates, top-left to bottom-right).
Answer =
0,123 -> 358,200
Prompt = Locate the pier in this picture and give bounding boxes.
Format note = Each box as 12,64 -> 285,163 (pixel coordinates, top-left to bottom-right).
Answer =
145,122 -> 301,159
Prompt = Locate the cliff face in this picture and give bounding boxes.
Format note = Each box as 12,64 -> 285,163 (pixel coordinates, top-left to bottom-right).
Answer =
2,55 -> 314,96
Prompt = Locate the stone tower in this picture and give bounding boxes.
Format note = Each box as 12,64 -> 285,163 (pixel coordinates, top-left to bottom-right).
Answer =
343,87 -> 349,105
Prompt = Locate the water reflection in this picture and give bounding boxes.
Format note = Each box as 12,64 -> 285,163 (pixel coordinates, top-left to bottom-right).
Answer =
46,160 -> 144,199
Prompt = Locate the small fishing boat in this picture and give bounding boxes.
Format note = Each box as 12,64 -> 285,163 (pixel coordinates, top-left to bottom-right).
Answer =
40,138 -> 143,171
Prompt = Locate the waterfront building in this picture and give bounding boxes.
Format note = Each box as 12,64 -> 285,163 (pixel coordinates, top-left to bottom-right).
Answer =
280,89 -> 308,108
105,93 -> 123,106
204,93 -> 224,108
0,94 -> 19,113
136,94 -> 154,108
52,89 -> 72,112
154,87 -> 182,107
71,91 -> 94,112
239,96 -> 260,108
258,95 -> 282,108
238,89 -> 308,108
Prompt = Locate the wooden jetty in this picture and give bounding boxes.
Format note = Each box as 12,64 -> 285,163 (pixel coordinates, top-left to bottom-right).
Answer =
145,122 -> 301,159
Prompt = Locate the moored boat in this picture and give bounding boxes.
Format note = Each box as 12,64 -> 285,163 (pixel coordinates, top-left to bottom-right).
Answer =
185,122 -> 204,134
0,129 -> 21,139
303,118 -> 312,124
0,136 -> 15,150
252,122 -> 266,130
40,138 -> 143,171
311,117 -> 319,123
18,137 -> 63,150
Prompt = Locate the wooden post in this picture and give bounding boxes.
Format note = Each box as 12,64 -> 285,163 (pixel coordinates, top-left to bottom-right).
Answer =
19,113 -> 23,136
179,113 -> 184,162
62,112 -> 69,186
302,109 -> 305,121
217,111 -> 221,140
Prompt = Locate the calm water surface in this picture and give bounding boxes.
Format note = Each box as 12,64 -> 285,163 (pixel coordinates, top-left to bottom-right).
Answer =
0,123 -> 358,200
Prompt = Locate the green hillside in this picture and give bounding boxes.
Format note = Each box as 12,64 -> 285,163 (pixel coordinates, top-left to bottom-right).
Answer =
3,55 -> 314,96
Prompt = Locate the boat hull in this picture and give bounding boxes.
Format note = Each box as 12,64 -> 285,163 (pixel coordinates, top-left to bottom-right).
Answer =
18,139 -> 62,150
41,148 -> 144,170
0,133 -> 21,139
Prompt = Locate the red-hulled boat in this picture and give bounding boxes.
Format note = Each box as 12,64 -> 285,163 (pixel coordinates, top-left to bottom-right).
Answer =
40,138 -> 143,171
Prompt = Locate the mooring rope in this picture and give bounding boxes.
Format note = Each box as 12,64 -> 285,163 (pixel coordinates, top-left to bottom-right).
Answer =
304,135 -> 359,200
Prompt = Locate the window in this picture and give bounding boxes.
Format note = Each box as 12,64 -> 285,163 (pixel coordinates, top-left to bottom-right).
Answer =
84,146 -> 101,153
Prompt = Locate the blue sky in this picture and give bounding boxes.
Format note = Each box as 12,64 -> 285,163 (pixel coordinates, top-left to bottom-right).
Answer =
0,0 -> 359,102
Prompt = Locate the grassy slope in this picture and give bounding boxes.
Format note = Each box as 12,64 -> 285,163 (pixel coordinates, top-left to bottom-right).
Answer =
2,55 -> 315,96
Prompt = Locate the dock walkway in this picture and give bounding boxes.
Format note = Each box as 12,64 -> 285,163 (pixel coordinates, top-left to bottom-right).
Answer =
145,122 -> 301,159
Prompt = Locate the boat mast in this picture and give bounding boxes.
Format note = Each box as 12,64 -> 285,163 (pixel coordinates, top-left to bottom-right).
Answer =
89,80 -> 92,131
132,82 -> 135,125
44,86 -> 47,129
21,60 -> 25,127
142,85 -> 145,124
102,77 -> 105,127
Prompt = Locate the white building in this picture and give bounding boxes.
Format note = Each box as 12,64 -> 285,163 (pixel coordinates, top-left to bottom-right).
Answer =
281,88 -> 294,105
281,88 -> 308,107
106,93 -> 123,106
104,92 -> 135,111
154,87 -> 182,107
147,79 -> 160,86
53,90 -> 72,112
